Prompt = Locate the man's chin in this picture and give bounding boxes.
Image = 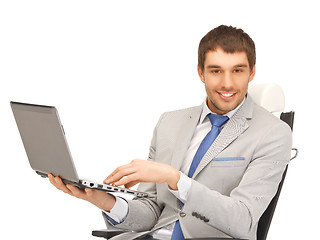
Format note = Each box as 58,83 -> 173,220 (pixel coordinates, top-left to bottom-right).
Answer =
208,100 -> 237,115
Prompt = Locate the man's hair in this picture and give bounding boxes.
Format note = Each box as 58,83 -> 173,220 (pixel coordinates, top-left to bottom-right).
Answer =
198,25 -> 256,71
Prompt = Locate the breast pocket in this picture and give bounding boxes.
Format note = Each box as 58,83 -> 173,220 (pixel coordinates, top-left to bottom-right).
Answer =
211,157 -> 245,167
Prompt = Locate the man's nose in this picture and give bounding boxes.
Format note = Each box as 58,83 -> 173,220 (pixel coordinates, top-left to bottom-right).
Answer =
221,72 -> 233,90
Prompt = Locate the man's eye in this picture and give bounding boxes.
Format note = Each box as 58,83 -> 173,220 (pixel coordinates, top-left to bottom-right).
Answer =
211,70 -> 221,74
233,69 -> 242,73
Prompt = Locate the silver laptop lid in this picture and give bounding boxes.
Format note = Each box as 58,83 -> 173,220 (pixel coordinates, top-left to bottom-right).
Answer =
11,101 -> 80,183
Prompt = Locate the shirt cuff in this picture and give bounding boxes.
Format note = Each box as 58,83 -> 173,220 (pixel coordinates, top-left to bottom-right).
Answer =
168,171 -> 192,203
102,196 -> 129,224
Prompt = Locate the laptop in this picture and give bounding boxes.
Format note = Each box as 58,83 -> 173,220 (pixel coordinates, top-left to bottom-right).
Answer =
10,101 -> 149,198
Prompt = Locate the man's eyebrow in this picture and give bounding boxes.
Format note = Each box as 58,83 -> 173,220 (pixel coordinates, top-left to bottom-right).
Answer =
233,64 -> 248,68
206,65 -> 221,69
206,64 -> 249,69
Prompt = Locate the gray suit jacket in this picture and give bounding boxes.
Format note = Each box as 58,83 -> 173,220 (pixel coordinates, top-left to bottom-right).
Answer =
103,95 -> 292,240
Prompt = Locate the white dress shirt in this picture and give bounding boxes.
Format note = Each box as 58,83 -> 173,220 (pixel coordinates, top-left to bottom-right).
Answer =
103,97 -> 245,239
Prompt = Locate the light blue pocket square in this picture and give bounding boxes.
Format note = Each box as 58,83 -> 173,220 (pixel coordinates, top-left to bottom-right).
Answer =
213,157 -> 245,161
211,157 -> 246,167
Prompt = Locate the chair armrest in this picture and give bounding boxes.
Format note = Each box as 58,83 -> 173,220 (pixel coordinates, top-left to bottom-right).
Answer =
186,238 -> 247,240
92,229 -> 126,239
92,229 -> 247,240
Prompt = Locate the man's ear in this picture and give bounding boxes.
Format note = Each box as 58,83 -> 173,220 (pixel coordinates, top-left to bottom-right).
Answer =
249,65 -> 256,83
197,65 -> 205,83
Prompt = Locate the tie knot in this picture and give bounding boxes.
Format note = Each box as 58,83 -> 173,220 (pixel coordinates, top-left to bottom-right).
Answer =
208,114 -> 229,127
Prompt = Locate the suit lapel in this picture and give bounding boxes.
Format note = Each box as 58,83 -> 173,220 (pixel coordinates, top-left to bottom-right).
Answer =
192,95 -> 254,178
171,104 -> 203,170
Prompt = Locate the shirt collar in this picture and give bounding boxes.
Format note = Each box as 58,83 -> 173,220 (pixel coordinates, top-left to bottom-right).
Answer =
200,96 -> 246,124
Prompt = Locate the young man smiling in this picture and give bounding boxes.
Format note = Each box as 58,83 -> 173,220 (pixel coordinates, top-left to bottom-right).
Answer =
49,25 -> 292,240
198,47 -> 255,115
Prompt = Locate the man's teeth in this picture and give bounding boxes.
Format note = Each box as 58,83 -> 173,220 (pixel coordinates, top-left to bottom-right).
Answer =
221,93 -> 234,97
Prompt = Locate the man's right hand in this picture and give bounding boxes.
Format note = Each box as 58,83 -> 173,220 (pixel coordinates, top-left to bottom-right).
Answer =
48,173 -> 116,212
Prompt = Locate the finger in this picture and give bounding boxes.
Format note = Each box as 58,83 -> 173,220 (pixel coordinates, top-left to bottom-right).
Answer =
48,173 -> 61,188
84,188 -> 94,197
105,164 -> 130,181
106,168 -> 118,179
105,170 -> 134,185
48,173 -> 55,184
66,184 -> 86,199
113,173 -> 140,187
105,160 -> 138,180
104,169 -> 120,184
53,176 -> 72,194
48,173 -> 60,185
105,166 -> 136,184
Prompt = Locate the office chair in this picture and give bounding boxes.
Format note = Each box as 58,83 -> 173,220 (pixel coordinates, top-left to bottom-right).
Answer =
92,83 -> 297,240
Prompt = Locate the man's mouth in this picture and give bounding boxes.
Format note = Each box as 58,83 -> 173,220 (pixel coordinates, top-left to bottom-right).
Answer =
218,92 -> 237,100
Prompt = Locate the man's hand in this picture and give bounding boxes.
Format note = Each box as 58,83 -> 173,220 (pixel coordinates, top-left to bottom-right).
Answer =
48,174 -> 116,212
104,159 -> 181,190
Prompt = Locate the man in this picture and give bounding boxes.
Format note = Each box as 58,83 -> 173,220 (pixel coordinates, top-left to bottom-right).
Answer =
49,25 -> 292,240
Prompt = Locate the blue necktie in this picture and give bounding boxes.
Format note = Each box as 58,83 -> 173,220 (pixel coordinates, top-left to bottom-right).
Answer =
171,113 -> 229,240
188,114 -> 229,177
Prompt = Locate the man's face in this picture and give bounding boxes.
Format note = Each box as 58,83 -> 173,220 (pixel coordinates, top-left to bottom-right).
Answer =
198,47 -> 256,115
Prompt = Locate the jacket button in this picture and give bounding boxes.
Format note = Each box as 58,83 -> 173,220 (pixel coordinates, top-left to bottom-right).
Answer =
179,212 -> 186,217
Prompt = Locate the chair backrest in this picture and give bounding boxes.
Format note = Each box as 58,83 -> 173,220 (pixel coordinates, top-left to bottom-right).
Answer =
248,83 -> 285,117
248,83 -> 294,240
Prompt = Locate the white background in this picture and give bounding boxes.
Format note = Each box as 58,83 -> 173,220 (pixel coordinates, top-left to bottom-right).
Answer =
0,1 -> 318,239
